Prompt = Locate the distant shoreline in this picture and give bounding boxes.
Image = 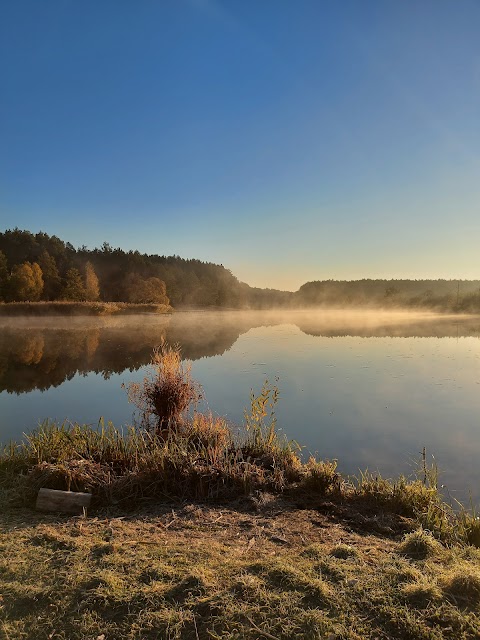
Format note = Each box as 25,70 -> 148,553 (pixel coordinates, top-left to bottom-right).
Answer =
2,301 -> 480,318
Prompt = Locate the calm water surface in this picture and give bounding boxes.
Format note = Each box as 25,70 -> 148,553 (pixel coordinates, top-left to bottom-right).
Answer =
1,310 -> 480,501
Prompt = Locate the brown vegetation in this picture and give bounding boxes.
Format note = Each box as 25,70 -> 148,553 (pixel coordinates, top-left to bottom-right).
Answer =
125,341 -> 201,433
2,501 -> 480,639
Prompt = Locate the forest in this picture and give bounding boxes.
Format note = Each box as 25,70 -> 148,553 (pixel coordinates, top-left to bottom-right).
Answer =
0,229 -> 239,307
295,279 -> 480,312
1,228 -> 480,312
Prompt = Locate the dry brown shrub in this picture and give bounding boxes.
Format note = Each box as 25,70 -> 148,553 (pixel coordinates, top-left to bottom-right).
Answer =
186,413 -> 231,452
125,340 -> 201,434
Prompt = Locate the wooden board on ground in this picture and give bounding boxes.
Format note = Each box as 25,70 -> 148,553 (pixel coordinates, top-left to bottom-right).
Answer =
36,488 -> 92,514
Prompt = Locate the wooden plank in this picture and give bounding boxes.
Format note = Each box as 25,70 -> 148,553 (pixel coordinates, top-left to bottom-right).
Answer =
36,488 -> 92,514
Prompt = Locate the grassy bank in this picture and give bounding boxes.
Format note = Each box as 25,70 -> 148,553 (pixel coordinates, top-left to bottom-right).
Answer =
2,494 -> 480,638
2,420 -> 480,547
2,346 -> 480,638
0,301 -> 173,316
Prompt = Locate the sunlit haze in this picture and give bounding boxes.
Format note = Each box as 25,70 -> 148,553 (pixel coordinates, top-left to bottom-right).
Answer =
1,1 -> 479,289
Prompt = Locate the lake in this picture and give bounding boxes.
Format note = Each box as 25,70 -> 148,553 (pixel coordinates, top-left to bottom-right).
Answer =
1,310 -> 480,503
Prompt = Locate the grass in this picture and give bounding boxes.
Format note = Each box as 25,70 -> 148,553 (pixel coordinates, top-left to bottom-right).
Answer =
0,301 -> 172,316
2,343 -> 480,637
2,504 -> 480,639
1,391 -> 480,548
398,528 -> 442,560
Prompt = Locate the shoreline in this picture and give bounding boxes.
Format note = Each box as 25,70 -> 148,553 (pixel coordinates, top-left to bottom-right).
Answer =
1,301 -> 480,318
0,301 -> 173,316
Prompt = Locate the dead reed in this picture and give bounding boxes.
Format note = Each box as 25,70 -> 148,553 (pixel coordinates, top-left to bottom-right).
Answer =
124,340 -> 201,433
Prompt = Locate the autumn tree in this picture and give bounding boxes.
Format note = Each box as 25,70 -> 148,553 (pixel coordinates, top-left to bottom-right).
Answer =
124,273 -> 169,305
62,268 -> 87,301
9,262 -> 44,301
85,261 -> 100,301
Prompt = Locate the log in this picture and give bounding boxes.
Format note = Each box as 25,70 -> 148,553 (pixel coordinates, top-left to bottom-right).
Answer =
36,488 -> 92,514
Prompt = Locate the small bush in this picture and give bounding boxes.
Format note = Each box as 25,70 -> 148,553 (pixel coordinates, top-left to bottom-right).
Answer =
125,340 -> 201,434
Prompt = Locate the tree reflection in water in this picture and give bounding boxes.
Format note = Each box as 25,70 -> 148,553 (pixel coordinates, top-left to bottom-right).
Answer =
1,311 -> 479,394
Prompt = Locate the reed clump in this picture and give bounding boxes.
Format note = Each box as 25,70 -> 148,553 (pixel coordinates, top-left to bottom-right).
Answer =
125,340 -> 201,433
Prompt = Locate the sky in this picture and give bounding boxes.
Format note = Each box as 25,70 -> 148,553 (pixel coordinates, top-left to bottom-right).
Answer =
1,0 -> 480,291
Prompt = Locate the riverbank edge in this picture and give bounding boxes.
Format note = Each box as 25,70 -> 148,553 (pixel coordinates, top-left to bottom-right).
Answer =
0,301 -> 173,316
1,420 -> 479,547
2,418 -> 480,638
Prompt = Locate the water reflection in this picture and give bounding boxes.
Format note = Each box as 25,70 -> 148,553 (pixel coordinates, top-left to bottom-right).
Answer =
1,311 -> 479,394
1,311 -> 480,501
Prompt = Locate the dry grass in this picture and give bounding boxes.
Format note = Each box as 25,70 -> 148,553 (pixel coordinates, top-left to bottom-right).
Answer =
355,472 -> 439,517
300,457 -> 341,495
2,502 -> 480,640
125,340 -> 201,433
441,569 -> 480,606
398,528 -> 442,560
401,578 -> 442,608
329,543 -> 359,560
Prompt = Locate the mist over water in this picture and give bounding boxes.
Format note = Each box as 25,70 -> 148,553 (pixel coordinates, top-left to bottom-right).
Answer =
1,310 -> 480,502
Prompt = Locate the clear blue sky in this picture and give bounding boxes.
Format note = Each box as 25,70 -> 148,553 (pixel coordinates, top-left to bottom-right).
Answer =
1,0 -> 480,290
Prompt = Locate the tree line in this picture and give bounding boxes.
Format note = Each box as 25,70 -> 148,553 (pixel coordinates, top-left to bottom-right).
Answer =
1,229 -> 479,312
0,229 -> 239,306
295,279 -> 480,312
